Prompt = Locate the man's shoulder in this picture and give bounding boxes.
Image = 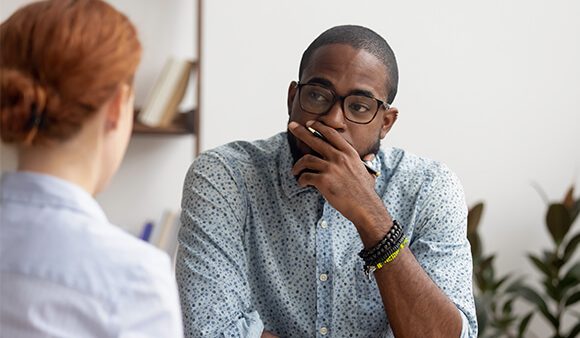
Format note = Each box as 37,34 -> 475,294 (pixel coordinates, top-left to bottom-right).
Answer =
194,133 -> 286,171
381,147 -> 455,180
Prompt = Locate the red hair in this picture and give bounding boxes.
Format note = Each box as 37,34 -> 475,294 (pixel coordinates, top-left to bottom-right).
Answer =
0,0 -> 142,145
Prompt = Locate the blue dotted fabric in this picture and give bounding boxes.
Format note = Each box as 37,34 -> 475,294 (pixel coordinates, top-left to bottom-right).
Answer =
176,132 -> 476,337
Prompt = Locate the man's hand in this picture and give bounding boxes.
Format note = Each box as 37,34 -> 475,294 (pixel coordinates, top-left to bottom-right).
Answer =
261,330 -> 279,338
288,120 -> 392,246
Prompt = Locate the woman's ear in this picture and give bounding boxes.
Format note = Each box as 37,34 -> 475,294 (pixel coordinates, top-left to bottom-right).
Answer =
104,84 -> 130,131
287,81 -> 298,116
379,106 -> 398,139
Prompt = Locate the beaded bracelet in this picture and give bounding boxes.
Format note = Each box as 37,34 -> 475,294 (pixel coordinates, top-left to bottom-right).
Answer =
358,220 -> 403,261
362,229 -> 404,265
358,220 -> 408,278
363,238 -> 409,278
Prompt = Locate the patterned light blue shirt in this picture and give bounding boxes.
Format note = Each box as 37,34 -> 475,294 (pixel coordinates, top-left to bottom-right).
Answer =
176,132 -> 477,337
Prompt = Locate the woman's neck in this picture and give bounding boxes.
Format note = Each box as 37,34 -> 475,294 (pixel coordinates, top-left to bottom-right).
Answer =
18,136 -> 102,196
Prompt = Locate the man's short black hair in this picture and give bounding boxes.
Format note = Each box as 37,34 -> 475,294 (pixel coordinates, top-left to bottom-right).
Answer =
299,25 -> 398,104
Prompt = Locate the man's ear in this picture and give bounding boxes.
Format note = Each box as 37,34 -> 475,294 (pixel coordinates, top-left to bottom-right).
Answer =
379,106 -> 398,139
104,84 -> 130,131
287,81 -> 298,116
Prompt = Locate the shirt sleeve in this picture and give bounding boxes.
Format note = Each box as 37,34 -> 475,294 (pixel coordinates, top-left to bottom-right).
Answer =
175,152 -> 264,338
410,164 -> 478,338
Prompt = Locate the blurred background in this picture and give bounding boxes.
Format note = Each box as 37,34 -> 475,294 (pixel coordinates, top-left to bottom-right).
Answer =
1,1 -> 579,335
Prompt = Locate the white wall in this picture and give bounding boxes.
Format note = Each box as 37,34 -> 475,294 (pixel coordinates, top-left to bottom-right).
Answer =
201,0 -> 580,334
202,0 -> 580,263
1,0 -> 579,334
0,0 -> 197,232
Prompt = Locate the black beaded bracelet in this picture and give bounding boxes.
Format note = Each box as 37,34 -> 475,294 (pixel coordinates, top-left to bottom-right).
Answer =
358,220 -> 403,260
364,230 -> 404,266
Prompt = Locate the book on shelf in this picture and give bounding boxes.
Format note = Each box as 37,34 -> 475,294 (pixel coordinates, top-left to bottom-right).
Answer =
139,221 -> 154,242
139,210 -> 181,258
138,58 -> 195,128
156,210 -> 180,255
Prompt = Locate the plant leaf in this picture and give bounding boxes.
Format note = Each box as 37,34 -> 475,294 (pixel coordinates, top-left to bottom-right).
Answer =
528,254 -> 555,278
518,312 -> 534,338
518,286 -> 559,328
559,274 -> 578,299
474,296 -> 488,335
564,232 -> 580,262
562,185 -> 580,223
506,278 -> 525,293
468,232 -> 482,261
572,199 -> 580,223
567,320 -> 580,338
467,202 -> 484,235
564,186 -> 575,210
563,261 -> 580,282
502,299 -> 513,315
547,203 -> 572,245
565,290 -> 580,307
493,275 -> 510,292
544,278 -> 561,302
531,181 -> 549,204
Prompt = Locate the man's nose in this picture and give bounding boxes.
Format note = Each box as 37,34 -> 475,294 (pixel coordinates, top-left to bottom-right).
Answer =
318,99 -> 347,131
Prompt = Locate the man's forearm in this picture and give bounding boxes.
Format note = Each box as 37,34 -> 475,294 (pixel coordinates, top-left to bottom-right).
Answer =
353,200 -> 463,338
261,330 -> 280,338
373,247 -> 462,338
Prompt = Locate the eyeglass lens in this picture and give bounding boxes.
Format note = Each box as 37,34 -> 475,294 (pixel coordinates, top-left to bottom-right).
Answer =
299,84 -> 378,123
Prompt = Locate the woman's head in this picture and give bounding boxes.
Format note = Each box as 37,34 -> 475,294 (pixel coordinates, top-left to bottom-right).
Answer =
0,0 -> 142,193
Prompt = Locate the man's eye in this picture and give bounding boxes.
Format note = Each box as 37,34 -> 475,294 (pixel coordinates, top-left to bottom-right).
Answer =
349,102 -> 371,114
308,91 -> 329,103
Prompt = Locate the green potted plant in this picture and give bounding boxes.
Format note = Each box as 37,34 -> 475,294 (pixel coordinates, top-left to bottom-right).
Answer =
518,186 -> 580,338
468,203 -> 532,338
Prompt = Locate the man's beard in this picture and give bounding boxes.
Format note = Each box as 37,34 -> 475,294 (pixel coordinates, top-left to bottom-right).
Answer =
286,127 -> 381,165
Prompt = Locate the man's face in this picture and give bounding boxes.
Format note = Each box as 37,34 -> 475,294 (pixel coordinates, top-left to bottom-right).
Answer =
287,43 -> 397,163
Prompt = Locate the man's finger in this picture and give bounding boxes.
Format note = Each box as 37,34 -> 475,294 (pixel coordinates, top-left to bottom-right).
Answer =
306,120 -> 357,155
362,153 -> 376,162
291,154 -> 328,176
296,172 -> 320,188
288,121 -> 338,159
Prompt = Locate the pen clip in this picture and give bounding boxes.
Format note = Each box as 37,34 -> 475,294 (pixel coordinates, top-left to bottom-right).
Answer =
363,160 -> 380,177
307,126 -> 326,140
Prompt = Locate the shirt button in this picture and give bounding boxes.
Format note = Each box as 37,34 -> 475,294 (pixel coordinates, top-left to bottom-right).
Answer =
319,327 -> 328,335
319,273 -> 328,282
320,220 -> 328,228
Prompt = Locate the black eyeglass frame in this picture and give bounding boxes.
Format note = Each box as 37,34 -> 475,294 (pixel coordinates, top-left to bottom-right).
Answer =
296,82 -> 391,125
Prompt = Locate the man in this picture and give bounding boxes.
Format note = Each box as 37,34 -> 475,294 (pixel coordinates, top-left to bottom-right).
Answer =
176,25 -> 477,337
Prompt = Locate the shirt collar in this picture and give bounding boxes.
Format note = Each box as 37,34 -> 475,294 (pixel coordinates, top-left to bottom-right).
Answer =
0,171 -> 109,224
278,133 -> 315,198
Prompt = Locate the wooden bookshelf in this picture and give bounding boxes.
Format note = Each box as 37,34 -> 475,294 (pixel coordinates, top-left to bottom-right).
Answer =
130,0 -> 202,155
132,109 -> 195,136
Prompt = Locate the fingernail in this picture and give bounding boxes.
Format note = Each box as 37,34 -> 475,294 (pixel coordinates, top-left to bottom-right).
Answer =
305,120 -> 315,127
288,121 -> 299,130
363,154 -> 376,161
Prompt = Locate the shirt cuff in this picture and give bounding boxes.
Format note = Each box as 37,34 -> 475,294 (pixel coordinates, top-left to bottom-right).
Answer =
223,310 -> 264,338
458,308 -> 471,338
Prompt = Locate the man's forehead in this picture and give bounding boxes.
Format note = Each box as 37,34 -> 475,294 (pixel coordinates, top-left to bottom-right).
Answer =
301,43 -> 390,99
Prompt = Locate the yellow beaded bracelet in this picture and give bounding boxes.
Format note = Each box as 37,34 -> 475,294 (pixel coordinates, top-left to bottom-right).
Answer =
375,238 -> 409,270
364,238 -> 409,278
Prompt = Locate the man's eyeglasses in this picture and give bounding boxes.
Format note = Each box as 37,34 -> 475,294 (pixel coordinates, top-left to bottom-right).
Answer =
297,82 -> 390,124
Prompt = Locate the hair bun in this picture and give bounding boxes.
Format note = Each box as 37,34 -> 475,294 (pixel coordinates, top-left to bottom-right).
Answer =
1,68 -> 49,144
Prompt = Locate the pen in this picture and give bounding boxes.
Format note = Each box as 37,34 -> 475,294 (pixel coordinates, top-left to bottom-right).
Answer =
306,126 -> 380,177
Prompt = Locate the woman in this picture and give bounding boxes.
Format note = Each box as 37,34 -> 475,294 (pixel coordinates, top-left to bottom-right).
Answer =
0,0 -> 183,336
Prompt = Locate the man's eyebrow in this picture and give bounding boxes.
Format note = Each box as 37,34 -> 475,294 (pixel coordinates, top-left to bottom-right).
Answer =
305,77 -> 379,99
305,77 -> 333,88
349,89 -> 375,99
